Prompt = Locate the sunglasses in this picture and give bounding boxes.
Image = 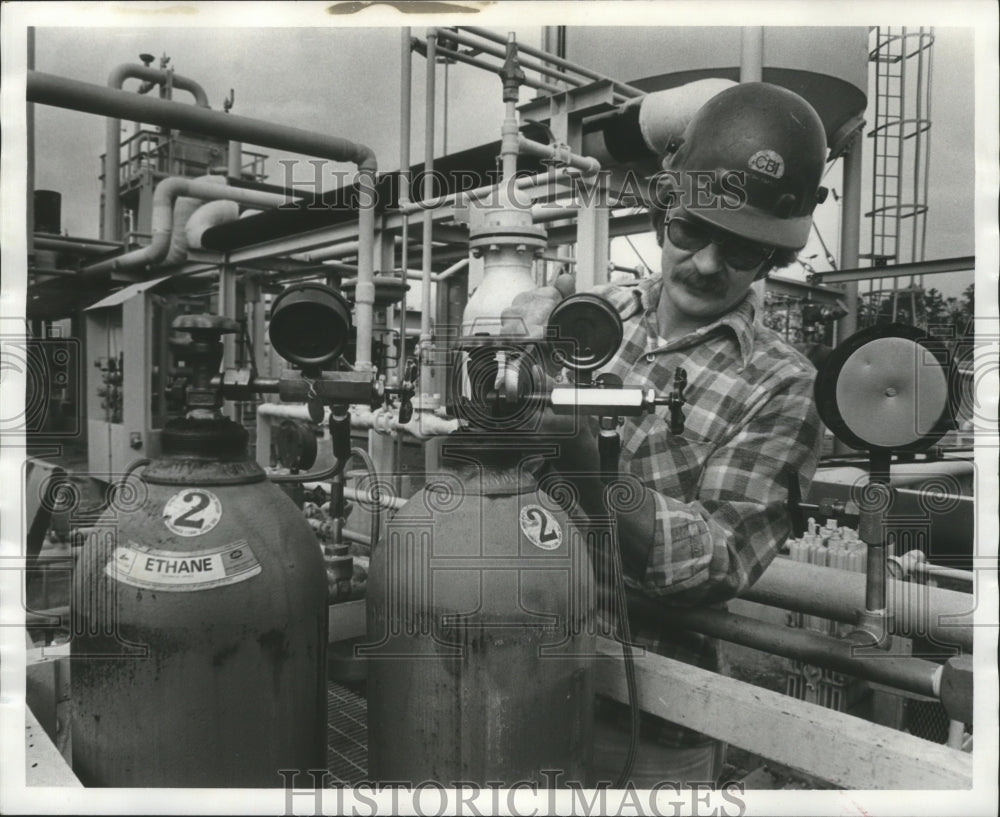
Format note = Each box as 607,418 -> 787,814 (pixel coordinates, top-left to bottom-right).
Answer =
665,212 -> 775,271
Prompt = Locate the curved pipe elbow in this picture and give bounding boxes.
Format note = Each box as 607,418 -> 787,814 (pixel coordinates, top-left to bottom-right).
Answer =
107,64 -> 210,107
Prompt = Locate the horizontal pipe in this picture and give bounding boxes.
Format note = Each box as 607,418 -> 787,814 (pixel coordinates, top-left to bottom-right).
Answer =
629,600 -> 942,699
462,26 -> 645,97
438,27 -> 585,89
518,136 -> 601,175
742,557 -> 974,652
396,166 -> 575,215
32,235 -> 123,256
342,486 -> 408,512
430,42 -> 562,95
28,70 -> 377,172
255,402 -> 459,439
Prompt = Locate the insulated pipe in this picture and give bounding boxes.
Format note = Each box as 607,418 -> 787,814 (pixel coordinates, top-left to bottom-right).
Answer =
740,557 -> 974,652
185,199 -> 240,250
81,177 -> 293,277
103,64 -> 210,241
630,599 -> 942,699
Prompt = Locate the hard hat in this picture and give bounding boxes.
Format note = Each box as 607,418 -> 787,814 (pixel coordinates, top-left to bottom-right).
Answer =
661,82 -> 828,250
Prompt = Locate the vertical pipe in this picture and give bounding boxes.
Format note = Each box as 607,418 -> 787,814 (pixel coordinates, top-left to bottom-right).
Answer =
946,720 -> 965,750
740,27 -> 764,83
421,31 -> 437,347
27,27 -> 35,246
839,136 -> 863,340
355,167 -> 377,373
228,141 -> 242,179
741,27 -> 767,306
396,27 -> 413,490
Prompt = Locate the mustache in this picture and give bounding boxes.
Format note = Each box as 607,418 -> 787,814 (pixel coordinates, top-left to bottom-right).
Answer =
671,266 -> 728,296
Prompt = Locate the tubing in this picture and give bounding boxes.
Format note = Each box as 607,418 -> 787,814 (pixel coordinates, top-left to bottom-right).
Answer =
741,557 -> 974,652
628,597 -> 943,699
104,64 -> 210,241
431,42 -> 561,95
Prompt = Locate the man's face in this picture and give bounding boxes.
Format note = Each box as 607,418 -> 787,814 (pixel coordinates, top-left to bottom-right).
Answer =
658,210 -> 770,323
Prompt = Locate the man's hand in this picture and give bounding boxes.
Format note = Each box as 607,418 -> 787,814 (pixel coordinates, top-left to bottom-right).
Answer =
499,273 -> 576,337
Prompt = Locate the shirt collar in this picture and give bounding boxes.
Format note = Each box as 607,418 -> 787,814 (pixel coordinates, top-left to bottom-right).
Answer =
612,274 -> 759,369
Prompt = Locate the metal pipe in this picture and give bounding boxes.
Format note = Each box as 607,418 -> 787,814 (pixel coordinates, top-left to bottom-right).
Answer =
429,41 -> 561,95
420,31 -> 437,349
255,402 -> 459,439
28,70 -> 377,170
740,557 -> 974,652
838,132 -> 863,339
441,27 -> 586,90
462,26 -> 645,97
740,27 -> 764,83
396,166 -> 575,215
33,236 -> 123,256
80,177 -> 292,277
395,28 -> 414,480
344,485 -> 408,511
228,141 -> 243,179
630,598 -> 942,699
517,136 -> 601,175
103,64 -> 210,242
354,168 -> 377,371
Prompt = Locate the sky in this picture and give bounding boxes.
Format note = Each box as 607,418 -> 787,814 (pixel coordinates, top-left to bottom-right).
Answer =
11,5 -> 987,302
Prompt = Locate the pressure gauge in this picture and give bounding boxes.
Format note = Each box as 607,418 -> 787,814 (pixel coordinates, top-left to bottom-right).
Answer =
545,293 -> 623,374
268,282 -> 352,370
814,323 -> 953,453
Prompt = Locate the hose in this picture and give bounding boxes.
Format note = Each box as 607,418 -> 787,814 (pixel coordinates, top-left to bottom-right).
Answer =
608,511 -> 639,788
72,456 -> 151,518
267,457 -> 347,483
349,446 -> 381,550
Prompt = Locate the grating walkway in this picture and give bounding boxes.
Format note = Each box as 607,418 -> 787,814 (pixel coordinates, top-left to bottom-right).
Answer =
326,681 -> 368,785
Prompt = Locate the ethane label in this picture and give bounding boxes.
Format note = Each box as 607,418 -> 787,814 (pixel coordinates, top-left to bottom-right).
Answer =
519,504 -> 563,551
162,489 -> 222,537
106,540 -> 261,591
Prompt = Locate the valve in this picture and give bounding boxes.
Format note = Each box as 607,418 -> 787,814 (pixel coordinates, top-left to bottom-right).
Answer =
169,314 -> 239,413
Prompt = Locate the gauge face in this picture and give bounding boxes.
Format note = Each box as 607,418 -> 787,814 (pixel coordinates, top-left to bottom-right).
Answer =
269,283 -> 351,368
546,293 -> 623,373
815,323 -> 953,452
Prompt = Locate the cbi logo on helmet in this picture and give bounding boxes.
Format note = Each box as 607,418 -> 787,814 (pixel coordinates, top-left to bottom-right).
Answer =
749,149 -> 785,179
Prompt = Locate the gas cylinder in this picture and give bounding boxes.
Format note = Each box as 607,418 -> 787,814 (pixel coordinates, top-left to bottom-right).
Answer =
70,415 -> 328,787
364,443 -> 596,787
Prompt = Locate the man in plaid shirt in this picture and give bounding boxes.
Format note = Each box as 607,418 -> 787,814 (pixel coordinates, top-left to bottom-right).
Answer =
511,82 -> 829,784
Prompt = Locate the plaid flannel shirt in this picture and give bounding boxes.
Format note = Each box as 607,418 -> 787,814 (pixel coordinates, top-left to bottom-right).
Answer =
591,273 -> 824,685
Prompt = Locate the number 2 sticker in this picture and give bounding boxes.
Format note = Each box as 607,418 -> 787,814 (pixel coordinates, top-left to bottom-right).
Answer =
519,504 -> 563,551
163,489 -> 222,537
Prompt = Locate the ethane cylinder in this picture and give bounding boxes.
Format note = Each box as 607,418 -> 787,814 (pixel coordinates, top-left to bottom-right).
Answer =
70,417 -> 328,787
364,457 -> 596,787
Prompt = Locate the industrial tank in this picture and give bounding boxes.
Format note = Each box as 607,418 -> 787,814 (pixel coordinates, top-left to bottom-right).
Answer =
566,26 -> 869,151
